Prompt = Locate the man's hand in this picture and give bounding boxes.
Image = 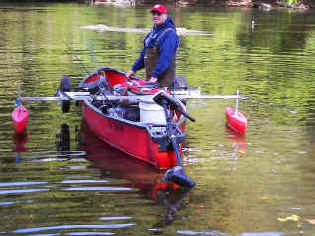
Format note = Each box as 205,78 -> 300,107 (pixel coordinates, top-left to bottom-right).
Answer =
126,70 -> 136,78
148,77 -> 158,83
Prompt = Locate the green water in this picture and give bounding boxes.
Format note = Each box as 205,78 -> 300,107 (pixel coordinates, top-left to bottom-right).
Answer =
0,2 -> 315,236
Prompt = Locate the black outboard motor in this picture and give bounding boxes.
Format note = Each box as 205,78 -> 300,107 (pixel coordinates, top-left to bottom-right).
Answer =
153,91 -> 195,188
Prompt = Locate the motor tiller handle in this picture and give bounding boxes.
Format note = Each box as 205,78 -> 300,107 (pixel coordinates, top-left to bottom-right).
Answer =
153,91 -> 196,122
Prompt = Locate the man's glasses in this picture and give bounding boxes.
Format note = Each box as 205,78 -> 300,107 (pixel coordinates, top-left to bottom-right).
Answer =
152,11 -> 161,16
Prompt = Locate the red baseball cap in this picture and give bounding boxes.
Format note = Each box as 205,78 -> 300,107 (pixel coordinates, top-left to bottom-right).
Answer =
150,4 -> 168,14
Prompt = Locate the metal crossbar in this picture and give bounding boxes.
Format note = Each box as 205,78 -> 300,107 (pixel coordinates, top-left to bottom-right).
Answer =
21,91 -> 246,102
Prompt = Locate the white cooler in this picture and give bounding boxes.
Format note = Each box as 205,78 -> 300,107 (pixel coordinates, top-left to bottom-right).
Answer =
139,101 -> 166,125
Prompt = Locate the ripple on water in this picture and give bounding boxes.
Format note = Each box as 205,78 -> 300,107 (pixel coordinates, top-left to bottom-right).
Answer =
66,233 -> 114,235
0,188 -> 50,195
60,180 -> 108,184
0,201 -> 14,206
63,187 -> 132,191
99,216 -> 132,221
13,224 -> 136,234
0,181 -> 48,187
176,230 -> 231,235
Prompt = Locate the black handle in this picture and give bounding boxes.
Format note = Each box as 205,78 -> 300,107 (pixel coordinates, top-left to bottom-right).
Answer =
153,91 -> 196,122
179,109 -> 195,122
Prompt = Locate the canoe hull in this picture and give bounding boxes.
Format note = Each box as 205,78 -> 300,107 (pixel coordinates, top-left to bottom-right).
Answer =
82,101 -> 179,169
12,105 -> 29,133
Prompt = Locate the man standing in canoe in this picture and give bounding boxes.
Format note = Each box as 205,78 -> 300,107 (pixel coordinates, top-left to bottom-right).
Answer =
126,4 -> 179,88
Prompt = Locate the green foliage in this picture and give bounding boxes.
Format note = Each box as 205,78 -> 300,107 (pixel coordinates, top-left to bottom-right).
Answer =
286,0 -> 299,4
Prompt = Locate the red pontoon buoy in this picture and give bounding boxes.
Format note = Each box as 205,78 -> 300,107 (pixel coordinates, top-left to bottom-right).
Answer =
12,104 -> 29,133
225,107 -> 247,134
225,90 -> 247,134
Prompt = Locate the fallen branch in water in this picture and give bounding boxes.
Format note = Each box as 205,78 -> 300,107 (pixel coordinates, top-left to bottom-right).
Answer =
80,24 -> 213,36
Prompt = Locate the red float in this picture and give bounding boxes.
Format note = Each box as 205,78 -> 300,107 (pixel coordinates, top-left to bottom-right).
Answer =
12,104 -> 29,133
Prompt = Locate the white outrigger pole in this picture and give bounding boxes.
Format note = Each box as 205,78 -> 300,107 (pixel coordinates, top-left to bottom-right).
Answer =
21,89 -> 247,102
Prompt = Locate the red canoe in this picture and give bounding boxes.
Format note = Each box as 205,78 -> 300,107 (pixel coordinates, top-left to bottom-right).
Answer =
78,67 -> 187,170
12,104 -> 29,133
225,106 -> 247,134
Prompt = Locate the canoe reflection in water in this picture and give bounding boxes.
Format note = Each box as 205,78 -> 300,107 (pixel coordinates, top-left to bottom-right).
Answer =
56,121 -> 194,229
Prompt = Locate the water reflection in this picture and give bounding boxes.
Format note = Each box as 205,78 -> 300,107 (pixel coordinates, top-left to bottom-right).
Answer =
225,127 -> 247,152
56,123 -> 70,152
303,96 -> 315,142
13,130 -> 28,153
13,130 -> 28,163
3,121 -> 194,235
14,224 -> 135,234
79,120 -> 194,231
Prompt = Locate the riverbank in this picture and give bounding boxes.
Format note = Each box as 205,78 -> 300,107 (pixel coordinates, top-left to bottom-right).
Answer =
89,0 -> 313,9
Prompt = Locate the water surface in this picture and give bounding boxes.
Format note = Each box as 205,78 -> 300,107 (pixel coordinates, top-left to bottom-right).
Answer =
0,2 -> 315,236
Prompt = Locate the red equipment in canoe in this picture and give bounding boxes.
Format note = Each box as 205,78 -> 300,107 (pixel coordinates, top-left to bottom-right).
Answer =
225,106 -> 247,134
12,104 -> 29,133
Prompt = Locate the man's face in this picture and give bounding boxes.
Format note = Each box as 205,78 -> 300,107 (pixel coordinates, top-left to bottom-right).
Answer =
152,11 -> 167,25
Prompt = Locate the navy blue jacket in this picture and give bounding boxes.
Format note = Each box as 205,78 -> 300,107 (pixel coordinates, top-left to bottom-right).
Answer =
131,17 -> 179,78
